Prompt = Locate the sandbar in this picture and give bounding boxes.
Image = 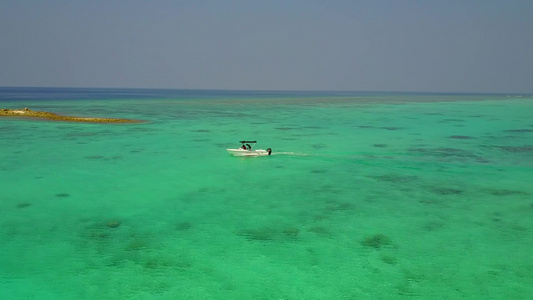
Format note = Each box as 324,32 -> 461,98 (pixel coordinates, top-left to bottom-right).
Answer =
0,108 -> 143,123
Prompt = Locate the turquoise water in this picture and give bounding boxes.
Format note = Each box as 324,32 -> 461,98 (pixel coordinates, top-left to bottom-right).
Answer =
1,89 -> 532,299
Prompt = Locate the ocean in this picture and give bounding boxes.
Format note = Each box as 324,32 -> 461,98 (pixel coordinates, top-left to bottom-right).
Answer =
1,87 -> 532,299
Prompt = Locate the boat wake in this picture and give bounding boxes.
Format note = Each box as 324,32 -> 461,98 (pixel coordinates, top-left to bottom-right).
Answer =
271,151 -> 309,157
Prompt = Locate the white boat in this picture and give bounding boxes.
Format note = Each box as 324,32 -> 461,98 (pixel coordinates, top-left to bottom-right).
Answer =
227,141 -> 272,156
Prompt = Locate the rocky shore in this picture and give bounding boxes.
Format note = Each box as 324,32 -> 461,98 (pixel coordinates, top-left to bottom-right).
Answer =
0,108 -> 142,123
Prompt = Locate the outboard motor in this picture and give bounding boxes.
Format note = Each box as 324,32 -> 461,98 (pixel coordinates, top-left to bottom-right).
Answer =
267,148 -> 272,155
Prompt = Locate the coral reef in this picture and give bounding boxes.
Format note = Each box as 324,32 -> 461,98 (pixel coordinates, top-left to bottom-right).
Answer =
361,234 -> 393,249
106,220 -> 121,228
175,221 -> 192,231
432,188 -> 463,195
497,146 -> 533,153
504,129 -> 533,133
489,189 -> 529,196
16,202 -> 31,208
382,127 -> 403,130
237,226 -> 301,242
238,228 -> 276,241
448,135 -> 474,139
409,147 -> 488,163
422,221 -> 446,231
372,174 -> 417,183
380,254 -> 398,265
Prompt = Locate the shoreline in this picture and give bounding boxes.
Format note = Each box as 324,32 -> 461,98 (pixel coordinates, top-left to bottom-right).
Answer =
0,108 -> 144,123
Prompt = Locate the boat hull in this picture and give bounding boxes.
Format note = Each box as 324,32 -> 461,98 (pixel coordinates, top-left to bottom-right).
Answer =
227,149 -> 270,156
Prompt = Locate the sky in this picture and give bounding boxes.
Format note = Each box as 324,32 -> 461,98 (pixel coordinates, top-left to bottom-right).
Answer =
0,0 -> 532,93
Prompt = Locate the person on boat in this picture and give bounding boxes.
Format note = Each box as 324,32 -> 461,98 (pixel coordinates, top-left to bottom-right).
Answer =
241,145 -> 247,150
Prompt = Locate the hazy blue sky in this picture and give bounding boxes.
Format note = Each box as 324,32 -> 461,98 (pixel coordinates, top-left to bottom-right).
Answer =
1,0 -> 531,92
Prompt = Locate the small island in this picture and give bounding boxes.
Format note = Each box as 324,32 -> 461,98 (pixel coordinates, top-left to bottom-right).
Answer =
0,108 -> 143,123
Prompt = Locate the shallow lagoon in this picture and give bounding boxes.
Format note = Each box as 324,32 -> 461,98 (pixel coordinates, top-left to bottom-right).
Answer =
1,89 -> 532,299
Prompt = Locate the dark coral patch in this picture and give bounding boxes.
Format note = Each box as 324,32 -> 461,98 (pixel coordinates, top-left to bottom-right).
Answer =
372,174 -> 417,183
419,198 -> 440,205
324,202 -> 354,211
89,231 -> 110,241
448,135 -> 474,139
432,188 -> 463,195
175,221 -> 192,231
489,189 -> 529,196
504,129 -> 533,133
380,254 -> 398,265
17,202 -> 31,208
382,127 -> 402,131
125,239 -> 149,251
497,146 -> 533,153
85,155 -> 105,160
106,220 -> 121,228
276,127 -> 295,131
409,147 -> 487,162
309,226 -> 331,236
423,221 -> 445,231
373,144 -> 387,148
441,119 -> 464,122
312,143 -> 327,149
411,147 -> 464,156
238,227 -> 301,242
282,228 -> 300,239
361,234 -> 393,249
238,228 -> 276,241
55,193 -> 70,198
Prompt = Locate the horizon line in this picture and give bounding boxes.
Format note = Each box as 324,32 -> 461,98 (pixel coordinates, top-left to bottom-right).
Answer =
0,85 -> 531,96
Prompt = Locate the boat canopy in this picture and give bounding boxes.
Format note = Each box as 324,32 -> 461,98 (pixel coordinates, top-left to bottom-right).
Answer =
239,140 -> 257,144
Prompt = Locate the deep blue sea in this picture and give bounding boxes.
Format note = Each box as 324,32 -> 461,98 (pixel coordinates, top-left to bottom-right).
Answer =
1,87 -> 532,299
